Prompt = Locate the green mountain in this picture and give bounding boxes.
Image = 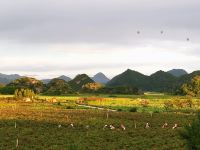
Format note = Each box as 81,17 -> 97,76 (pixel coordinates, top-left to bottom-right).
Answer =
68,74 -> 95,91
107,69 -> 200,93
8,77 -> 44,94
45,78 -> 72,95
148,70 -> 178,92
107,69 -> 148,89
178,71 -> 200,86
167,69 -> 188,77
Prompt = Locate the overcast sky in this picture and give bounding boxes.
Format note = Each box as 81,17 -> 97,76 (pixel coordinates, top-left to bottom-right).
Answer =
0,0 -> 200,79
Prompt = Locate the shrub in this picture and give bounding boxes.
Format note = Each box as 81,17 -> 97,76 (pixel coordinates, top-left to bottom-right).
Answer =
164,100 -> 174,111
184,96 -> 193,108
129,107 -> 137,112
172,97 -> 184,109
117,108 -> 122,112
66,106 -> 74,109
57,102 -> 61,106
179,111 -> 200,150
140,99 -> 149,107
14,89 -> 36,100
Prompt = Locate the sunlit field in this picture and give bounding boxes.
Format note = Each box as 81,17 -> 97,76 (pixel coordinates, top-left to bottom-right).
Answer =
0,99 -> 195,150
0,93 -> 199,149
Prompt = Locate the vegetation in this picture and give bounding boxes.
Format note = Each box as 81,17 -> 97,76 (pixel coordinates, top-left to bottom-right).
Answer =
180,111 -> 200,150
107,69 -> 200,94
82,82 -> 104,92
45,78 -> 72,95
97,86 -> 141,95
68,74 -> 95,91
7,77 -> 44,94
14,89 -> 36,100
181,75 -> 200,97
0,99 -> 195,150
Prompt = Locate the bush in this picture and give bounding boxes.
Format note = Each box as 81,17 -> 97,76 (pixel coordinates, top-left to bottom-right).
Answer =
180,111 -> 200,150
184,96 -> 193,108
172,97 -> 184,109
140,99 -> 149,107
129,107 -> 137,112
164,100 -> 174,111
66,106 -> 74,109
117,108 -> 122,112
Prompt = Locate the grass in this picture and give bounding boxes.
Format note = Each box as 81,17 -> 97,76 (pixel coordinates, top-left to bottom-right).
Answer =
0,93 -> 199,149
0,98 -> 196,150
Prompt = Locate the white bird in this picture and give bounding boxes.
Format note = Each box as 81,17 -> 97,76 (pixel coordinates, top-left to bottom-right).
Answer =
70,123 -> 74,128
145,123 -> 150,128
110,125 -> 115,130
162,123 -> 168,128
58,124 -> 62,128
172,124 -> 178,129
103,125 -> 108,130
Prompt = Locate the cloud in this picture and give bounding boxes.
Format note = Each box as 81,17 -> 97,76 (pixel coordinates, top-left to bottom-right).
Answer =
0,0 -> 199,44
0,0 -> 199,78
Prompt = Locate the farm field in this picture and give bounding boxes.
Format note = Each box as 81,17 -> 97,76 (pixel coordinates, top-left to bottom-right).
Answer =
36,93 -> 200,112
0,93 -> 198,150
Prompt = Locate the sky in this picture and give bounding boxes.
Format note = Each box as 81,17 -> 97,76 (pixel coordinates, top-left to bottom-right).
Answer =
0,0 -> 200,79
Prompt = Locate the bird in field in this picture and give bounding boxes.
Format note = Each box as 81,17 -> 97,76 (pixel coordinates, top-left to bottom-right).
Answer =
70,123 -> 74,128
110,125 -> 115,130
145,123 -> 150,128
162,123 -> 168,128
172,124 -> 178,129
103,125 -> 108,130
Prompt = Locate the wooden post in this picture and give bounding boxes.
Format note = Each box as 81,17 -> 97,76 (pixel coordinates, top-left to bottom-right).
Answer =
16,138 -> 19,148
106,111 -> 109,120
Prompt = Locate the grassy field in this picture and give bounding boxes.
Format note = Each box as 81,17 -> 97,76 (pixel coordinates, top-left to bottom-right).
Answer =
0,93 -> 198,149
36,93 -> 200,112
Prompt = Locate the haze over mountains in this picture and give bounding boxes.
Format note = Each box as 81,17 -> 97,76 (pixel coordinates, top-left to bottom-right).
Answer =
0,73 -> 22,84
167,69 -> 188,77
91,72 -> 110,84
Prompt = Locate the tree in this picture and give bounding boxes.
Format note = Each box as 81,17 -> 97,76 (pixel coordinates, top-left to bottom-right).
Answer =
82,83 -> 104,92
14,89 -> 36,100
180,111 -> 200,150
45,78 -> 72,95
181,75 -> 200,97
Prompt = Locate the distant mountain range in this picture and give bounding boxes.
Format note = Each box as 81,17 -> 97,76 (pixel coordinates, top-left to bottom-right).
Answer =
107,69 -> 200,92
167,69 -> 188,77
0,73 -> 22,84
0,69 -> 199,93
92,72 -> 110,84
42,75 -> 71,84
